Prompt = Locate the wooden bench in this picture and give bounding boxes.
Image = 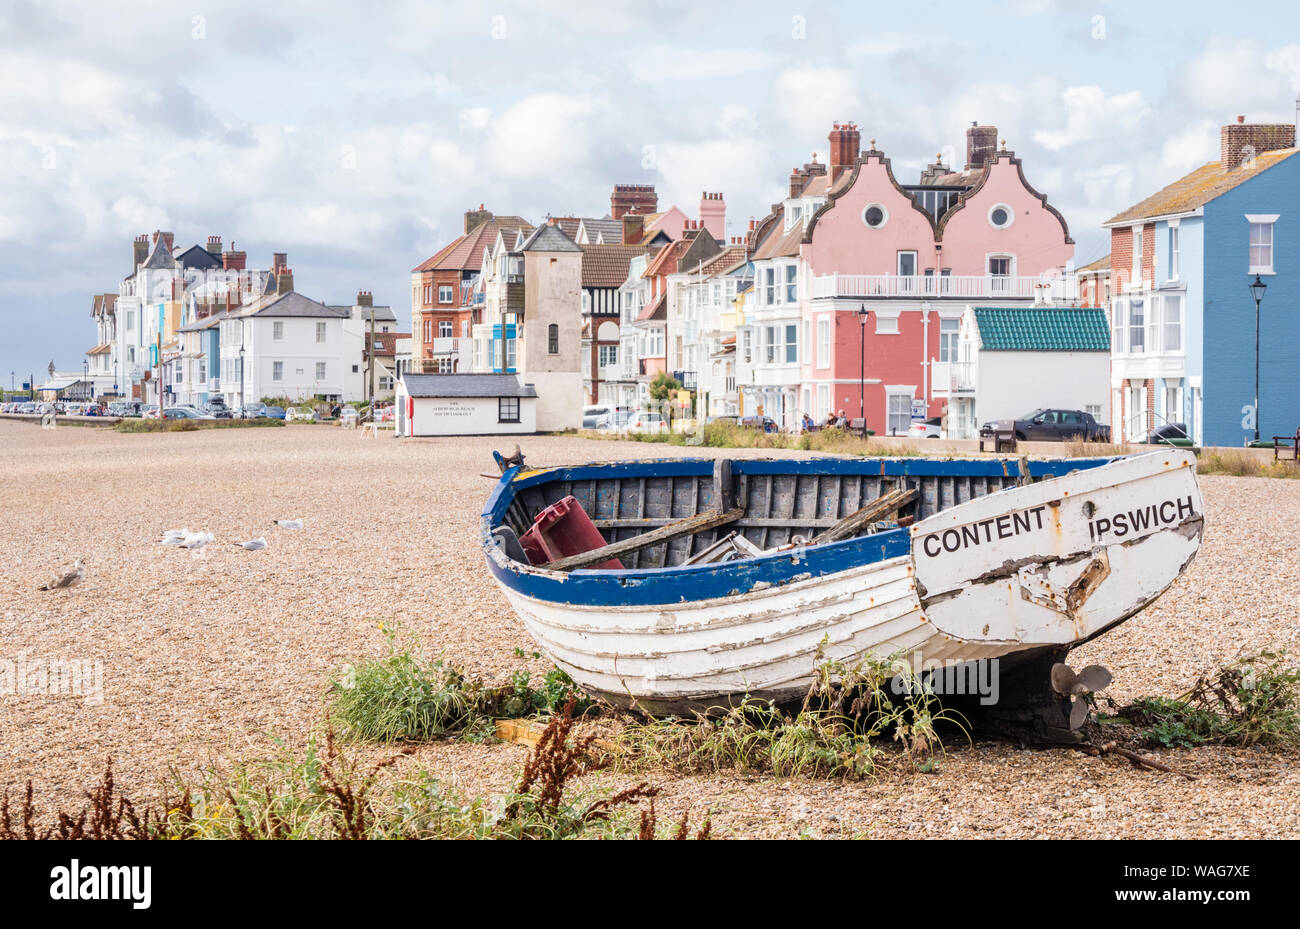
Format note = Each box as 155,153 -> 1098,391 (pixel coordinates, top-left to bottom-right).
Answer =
1274,429 -> 1300,462
979,427 -> 1017,453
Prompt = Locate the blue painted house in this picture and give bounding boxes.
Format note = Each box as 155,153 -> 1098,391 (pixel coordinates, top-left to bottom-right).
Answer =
1103,118 -> 1300,447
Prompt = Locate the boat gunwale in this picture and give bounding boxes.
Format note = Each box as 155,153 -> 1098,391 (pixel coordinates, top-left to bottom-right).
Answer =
480,454 -> 1121,608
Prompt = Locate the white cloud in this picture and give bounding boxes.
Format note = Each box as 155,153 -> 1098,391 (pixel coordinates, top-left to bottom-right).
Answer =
629,47 -> 771,82
484,93 -> 600,180
770,67 -> 862,140
1032,85 -> 1151,151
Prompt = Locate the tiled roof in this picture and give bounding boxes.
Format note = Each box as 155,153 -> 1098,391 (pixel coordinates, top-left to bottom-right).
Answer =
412,217 -> 535,273
175,245 -> 222,270
140,236 -> 177,270
636,292 -> 666,323
683,245 -> 748,277
366,331 -> 409,356
1105,149 -> 1300,225
1078,254 -> 1110,273
751,210 -> 803,260
579,218 -> 623,244
520,222 -> 582,252
247,291 -> 349,318
86,344 -> 111,355
176,313 -> 227,333
401,372 -> 538,398
581,244 -> 647,287
973,307 -> 1110,352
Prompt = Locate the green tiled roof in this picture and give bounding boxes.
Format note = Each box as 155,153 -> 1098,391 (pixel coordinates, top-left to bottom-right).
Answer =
973,306 -> 1110,352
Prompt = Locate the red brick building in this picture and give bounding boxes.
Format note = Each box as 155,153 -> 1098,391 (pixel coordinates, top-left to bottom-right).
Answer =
411,207 -> 532,372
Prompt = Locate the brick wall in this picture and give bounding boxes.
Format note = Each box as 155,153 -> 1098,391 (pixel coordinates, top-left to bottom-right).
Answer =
1221,122 -> 1296,170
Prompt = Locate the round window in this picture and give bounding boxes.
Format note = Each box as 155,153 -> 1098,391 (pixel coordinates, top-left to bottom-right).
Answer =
988,204 -> 1014,229
863,204 -> 888,228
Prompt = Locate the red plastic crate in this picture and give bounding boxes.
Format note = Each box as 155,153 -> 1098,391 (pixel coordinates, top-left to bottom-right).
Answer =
519,496 -> 624,570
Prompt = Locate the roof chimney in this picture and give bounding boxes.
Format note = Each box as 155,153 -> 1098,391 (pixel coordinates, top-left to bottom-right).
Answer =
272,252 -> 288,273
699,191 -> 726,241
464,205 -> 493,233
133,234 -> 149,269
276,268 -> 294,295
611,184 -> 657,220
965,124 -> 999,170
205,235 -> 222,258
1221,117 -> 1296,170
621,212 -> 645,245
828,122 -> 861,183
222,248 -> 246,271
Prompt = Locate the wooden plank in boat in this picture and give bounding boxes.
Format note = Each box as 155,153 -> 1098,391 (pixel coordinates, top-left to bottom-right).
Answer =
811,487 -> 919,545
543,506 -> 746,572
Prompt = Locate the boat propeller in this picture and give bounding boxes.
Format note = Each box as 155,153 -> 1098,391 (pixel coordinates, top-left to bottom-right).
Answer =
1050,662 -> 1113,730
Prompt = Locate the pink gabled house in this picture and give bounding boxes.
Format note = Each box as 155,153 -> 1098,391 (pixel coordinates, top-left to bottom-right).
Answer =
742,122 -> 1077,436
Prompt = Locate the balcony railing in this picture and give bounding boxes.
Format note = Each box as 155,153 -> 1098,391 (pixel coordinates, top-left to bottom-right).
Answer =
949,361 -> 975,391
428,337 -> 473,356
810,273 -> 1078,301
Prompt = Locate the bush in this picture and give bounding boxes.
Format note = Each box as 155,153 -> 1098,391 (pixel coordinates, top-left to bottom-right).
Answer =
328,627 -> 590,744
615,649 -> 967,780
1119,650 -> 1300,748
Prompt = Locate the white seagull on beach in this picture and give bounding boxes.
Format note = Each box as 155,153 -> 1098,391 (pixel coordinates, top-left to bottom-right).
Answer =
160,528 -> 191,545
234,537 -> 268,551
179,531 -> 214,549
39,559 -> 86,591
272,519 -> 303,530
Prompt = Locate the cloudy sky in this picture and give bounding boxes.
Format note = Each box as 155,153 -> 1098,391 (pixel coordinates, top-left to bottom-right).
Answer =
3,0 -> 1300,383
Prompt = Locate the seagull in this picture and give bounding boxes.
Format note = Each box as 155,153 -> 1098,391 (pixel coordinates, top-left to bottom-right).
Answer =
39,559 -> 86,591
179,531 -> 214,549
234,537 -> 268,551
160,528 -> 191,546
272,519 -> 303,530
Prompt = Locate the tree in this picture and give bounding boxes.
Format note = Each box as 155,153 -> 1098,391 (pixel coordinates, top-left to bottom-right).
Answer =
648,371 -> 681,402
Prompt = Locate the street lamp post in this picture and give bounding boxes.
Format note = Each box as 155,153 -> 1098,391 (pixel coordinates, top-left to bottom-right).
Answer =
83,359 -> 89,401
238,341 -> 246,417
1249,274 -> 1267,444
857,304 -> 871,435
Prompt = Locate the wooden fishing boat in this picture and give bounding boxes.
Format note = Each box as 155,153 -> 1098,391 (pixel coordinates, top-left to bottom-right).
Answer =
480,450 -> 1204,734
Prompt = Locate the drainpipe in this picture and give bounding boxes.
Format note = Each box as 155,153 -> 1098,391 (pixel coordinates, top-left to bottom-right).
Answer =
921,302 -> 930,406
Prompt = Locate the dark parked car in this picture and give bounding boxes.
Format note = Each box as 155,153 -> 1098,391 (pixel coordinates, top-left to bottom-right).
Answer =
982,409 -> 1110,442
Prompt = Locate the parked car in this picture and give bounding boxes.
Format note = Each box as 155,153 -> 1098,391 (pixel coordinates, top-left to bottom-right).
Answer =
981,409 -> 1110,442
604,409 -> 635,431
1140,422 -> 1193,447
582,404 -> 613,429
625,410 -> 668,434
908,417 -> 945,439
64,402 -> 85,415
338,406 -> 359,426
141,404 -> 160,419
286,406 -> 319,422
18,402 -> 37,414
262,406 -> 286,420
162,406 -> 213,420
204,399 -> 233,419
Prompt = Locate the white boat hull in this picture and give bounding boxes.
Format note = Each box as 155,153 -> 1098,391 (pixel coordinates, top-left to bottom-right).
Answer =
486,451 -> 1204,714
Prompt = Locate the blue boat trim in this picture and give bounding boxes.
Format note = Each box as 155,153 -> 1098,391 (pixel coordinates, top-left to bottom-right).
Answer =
480,456 -> 1116,608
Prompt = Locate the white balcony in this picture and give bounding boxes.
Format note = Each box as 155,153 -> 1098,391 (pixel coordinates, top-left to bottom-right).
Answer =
949,361 -> 976,392
429,337 -> 473,356
810,273 -> 1078,302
